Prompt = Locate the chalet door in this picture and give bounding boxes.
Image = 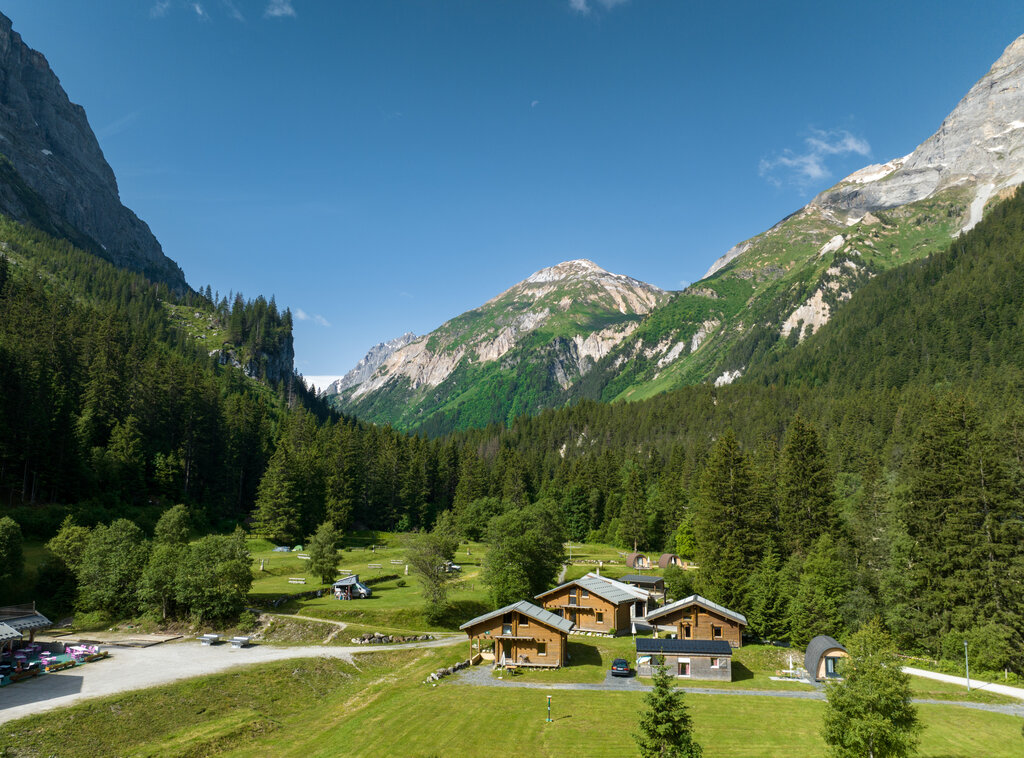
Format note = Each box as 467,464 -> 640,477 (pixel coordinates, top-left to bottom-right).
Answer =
568,610 -> 577,625
634,601 -> 645,617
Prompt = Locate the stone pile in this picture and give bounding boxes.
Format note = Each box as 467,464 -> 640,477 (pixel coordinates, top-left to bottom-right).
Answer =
424,658 -> 472,684
350,632 -> 433,645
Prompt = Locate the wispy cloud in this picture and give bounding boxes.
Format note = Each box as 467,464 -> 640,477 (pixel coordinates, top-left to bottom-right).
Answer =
530,100 -> 540,108
294,308 -> 330,327
150,1 -> 172,18
569,0 -> 631,14
97,111 -> 141,140
265,0 -> 296,18
192,2 -> 208,20
222,0 -> 244,21
759,128 -> 871,187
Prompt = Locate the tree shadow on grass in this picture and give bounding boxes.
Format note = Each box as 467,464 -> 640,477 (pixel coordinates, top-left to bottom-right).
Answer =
566,641 -> 602,667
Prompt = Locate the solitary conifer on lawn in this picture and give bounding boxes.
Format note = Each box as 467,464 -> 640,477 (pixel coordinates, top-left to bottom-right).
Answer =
635,658 -> 702,758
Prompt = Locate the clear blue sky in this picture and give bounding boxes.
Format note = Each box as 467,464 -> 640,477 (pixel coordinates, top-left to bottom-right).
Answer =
5,1 -> 1024,382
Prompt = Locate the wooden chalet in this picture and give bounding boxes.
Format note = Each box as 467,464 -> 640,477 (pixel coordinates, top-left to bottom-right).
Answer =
460,601 -> 574,669
535,575 -> 635,635
636,638 -> 733,681
644,594 -> 746,648
619,574 -> 666,599
585,572 -> 658,619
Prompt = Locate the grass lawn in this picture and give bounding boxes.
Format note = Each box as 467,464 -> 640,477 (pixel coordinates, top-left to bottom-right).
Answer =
908,674 -> 1021,705
3,645 -> 1021,758
247,533 -> 492,634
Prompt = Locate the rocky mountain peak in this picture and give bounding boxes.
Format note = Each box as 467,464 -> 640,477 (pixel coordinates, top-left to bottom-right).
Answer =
525,258 -> 607,283
0,11 -> 185,289
815,32 -> 1024,226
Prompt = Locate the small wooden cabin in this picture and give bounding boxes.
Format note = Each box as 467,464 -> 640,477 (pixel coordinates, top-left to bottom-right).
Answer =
535,576 -> 635,635
658,553 -> 684,569
624,552 -> 651,569
804,635 -> 849,681
636,638 -> 734,681
619,574 -> 665,600
460,601 -> 574,668
644,594 -> 746,648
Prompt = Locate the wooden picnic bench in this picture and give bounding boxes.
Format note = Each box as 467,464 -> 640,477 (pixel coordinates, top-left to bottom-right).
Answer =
288,577 -> 306,584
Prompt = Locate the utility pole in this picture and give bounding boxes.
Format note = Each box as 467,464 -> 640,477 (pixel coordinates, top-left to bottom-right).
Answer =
964,640 -> 971,692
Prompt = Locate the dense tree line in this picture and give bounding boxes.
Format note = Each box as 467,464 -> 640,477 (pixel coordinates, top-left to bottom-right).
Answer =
0,217 -> 322,532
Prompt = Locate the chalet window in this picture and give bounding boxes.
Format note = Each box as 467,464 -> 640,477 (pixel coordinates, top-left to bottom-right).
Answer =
710,658 -> 721,669
502,623 -> 512,635
683,625 -> 692,639
596,612 -> 604,623
581,589 -> 589,599
520,616 -> 529,626
569,589 -> 578,606
537,642 -> 547,656
678,659 -> 690,677
503,612 -> 513,623
712,625 -> 722,639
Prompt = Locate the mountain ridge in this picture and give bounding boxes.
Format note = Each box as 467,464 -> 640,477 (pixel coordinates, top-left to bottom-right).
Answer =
0,11 -> 185,290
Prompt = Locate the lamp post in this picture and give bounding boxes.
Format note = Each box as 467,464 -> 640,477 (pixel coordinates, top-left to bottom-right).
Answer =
964,640 -> 971,693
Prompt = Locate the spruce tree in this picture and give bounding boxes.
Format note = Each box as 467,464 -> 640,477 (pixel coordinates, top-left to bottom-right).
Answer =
692,431 -> 764,609
788,535 -> 852,647
306,521 -> 342,585
746,541 -> 788,641
778,416 -> 836,555
634,658 -> 702,758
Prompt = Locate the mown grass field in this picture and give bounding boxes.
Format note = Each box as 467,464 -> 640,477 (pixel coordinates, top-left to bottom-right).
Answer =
3,645 -> 1021,758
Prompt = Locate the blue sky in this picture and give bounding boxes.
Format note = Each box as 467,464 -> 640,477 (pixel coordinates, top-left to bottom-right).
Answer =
4,1 -> 1024,383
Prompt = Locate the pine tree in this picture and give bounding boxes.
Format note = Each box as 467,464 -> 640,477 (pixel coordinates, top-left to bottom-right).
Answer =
306,521 -> 341,584
745,541 -> 788,641
788,535 -> 852,647
634,658 -> 703,758
692,431 -> 764,609
778,416 -> 836,555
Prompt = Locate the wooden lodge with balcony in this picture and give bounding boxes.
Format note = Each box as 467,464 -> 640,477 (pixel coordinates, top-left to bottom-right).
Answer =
460,601 -> 574,669
535,575 -> 635,635
644,594 -> 746,648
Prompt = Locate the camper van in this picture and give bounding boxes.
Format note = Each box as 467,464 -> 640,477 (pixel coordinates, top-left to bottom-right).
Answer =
332,575 -> 372,600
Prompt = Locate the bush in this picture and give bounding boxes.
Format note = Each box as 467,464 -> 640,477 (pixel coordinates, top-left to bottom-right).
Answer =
74,610 -> 111,630
236,610 -> 259,633
396,579 -> 407,587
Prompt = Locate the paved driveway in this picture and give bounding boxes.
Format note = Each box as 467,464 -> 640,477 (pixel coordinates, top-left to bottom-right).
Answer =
0,636 -> 460,725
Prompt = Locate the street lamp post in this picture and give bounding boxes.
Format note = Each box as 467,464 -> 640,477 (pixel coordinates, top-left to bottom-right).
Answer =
964,640 -> 971,693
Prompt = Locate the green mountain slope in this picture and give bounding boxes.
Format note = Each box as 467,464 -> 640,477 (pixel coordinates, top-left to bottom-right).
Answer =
331,259 -> 671,432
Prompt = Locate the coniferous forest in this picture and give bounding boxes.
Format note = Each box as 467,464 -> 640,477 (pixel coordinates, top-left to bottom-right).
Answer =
3,189 -> 1024,675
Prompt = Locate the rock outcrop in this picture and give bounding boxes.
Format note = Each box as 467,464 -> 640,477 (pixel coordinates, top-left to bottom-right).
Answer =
323,332 -> 418,396
0,12 -> 185,289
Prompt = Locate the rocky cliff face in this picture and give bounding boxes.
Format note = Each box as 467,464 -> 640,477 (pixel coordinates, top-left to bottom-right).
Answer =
0,12 -> 185,289
323,332 -> 418,396
815,34 -> 1024,232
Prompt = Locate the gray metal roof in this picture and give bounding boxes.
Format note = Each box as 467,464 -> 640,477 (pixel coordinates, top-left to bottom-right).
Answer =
459,600 -> 575,634
804,635 -> 847,679
332,575 -> 361,587
0,622 -> 21,642
645,594 -> 747,626
535,575 -> 636,606
2,611 -> 51,632
636,638 -> 733,656
619,574 -> 665,586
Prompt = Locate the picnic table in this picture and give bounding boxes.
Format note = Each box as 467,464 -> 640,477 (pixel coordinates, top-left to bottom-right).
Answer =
230,636 -> 251,649
198,634 -> 221,646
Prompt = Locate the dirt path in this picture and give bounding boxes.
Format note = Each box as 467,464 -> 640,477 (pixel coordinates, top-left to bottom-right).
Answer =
0,636 -> 462,725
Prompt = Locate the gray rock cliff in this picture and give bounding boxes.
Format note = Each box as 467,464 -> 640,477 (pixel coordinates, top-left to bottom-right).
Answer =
0,12 -> 185,289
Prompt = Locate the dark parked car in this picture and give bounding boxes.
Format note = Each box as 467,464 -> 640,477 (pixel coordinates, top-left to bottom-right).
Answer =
610,658 -> 632,677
